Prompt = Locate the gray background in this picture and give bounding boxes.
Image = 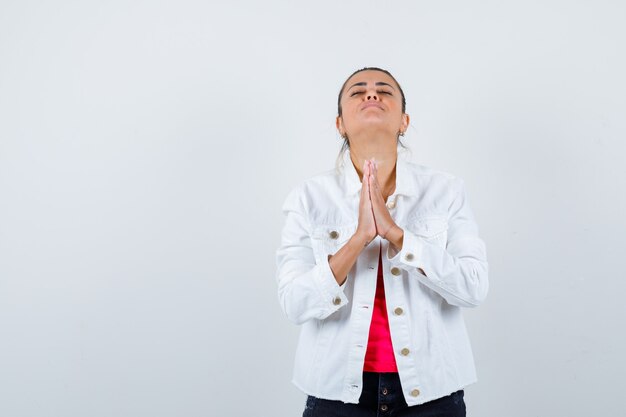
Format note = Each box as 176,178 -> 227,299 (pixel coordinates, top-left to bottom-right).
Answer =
1,1 -> 624,416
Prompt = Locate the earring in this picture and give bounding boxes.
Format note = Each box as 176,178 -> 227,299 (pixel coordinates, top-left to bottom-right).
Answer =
341,133 -> 348,140
399,131 -> 405,137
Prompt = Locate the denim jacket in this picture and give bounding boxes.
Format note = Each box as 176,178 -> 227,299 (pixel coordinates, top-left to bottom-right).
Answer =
275,147 -> 489,406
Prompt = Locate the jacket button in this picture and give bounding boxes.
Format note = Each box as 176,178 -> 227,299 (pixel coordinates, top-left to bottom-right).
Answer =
381,387 -> 388,395
380,404 -> 388,412
401,347 -> 410,356
394,307 -> 403,315
390,267 -> 401,276
333,297 -> 342,305
386,200 -> 396,209
410,389 -> 420,397
329,230 -> 339,239
404,253 -> 414,261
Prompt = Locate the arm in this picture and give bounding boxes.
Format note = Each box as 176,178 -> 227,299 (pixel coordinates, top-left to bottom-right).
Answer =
328,232 -> 369,286
275,187 -> 366,325
386,178 -> 489,308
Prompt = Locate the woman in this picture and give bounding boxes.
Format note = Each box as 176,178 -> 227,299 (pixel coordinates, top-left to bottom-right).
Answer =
276,67 -> 489,417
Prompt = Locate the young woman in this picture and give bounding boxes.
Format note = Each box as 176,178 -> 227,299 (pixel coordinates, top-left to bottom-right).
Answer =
276,67 -> 489,417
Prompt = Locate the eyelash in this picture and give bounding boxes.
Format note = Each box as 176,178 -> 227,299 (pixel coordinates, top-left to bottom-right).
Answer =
350,91 -> 392,97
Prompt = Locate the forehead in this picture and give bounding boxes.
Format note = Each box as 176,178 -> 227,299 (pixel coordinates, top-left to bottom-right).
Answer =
344,70 -> 398,89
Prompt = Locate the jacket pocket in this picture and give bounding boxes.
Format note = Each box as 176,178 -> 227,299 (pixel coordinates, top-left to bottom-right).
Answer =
310,222 -> 357,254
405,215 -> 449,248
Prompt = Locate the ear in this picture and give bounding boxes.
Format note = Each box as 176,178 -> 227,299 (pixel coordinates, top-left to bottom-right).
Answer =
401,113 -> 410,133
336,115 -> 344,136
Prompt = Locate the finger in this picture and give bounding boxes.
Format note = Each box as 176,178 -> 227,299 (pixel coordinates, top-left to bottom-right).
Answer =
364,160 -> 372,187
369,165 -> 386,207
373,162 -> 378,184
373,166 -> 385,201
369,160 -> 380,193
361,161 -> 369,203
364,161 -> 370,191
370,159 -> 378,184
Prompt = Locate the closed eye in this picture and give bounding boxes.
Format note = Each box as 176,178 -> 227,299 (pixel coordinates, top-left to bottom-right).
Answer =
350,91 -> 364,97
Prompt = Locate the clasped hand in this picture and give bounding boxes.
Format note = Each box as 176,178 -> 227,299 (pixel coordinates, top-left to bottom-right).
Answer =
356,159 -> 400,247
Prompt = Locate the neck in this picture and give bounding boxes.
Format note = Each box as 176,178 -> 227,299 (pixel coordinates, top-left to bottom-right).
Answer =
348,138 -> 398,200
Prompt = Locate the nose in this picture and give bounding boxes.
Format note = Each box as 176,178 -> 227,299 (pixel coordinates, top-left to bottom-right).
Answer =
366,92 -> 379,101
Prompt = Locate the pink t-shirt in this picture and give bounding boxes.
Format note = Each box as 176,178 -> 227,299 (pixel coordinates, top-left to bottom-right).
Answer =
363,247 -> 398,372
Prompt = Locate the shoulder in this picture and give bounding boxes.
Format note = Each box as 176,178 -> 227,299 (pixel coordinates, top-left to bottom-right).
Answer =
404,159 -> 465,193
406,158 -> 460,180
279,167 -> 340,212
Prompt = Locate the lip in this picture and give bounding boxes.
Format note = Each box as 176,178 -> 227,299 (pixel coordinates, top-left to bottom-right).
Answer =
361,102 -> 383,111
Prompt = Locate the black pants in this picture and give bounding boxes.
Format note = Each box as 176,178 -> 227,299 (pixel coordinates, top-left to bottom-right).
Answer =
302,372 -> 465,417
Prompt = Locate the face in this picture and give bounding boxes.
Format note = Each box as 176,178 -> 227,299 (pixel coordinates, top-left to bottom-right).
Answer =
336,70 -> 409,140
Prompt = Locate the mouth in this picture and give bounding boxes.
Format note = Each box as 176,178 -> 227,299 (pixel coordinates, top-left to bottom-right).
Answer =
361,102 -> 383,111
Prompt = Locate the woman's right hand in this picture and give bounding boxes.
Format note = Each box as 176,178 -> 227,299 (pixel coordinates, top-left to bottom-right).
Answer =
355,160 -> 377,247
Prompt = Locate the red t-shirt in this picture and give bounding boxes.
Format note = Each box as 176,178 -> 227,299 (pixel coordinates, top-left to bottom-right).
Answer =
363,247 -> 398,372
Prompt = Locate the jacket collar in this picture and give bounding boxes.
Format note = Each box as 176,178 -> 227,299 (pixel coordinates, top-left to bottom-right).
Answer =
339,146 -> 417,198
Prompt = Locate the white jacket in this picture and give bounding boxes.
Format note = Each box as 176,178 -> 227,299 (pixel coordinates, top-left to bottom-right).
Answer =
275,147 -> 489,406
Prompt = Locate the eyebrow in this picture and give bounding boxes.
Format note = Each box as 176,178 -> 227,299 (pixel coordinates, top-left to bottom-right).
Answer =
347,81 -> 396,91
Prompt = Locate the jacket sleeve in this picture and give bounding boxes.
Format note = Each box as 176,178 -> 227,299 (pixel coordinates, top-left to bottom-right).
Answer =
386,177 -> 489,308
275,186 -> 349,325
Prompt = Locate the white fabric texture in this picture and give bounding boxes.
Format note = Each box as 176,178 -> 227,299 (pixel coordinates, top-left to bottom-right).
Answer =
275,147 -> 489,406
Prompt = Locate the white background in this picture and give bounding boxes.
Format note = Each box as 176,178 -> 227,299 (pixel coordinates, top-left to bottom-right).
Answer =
1,1 -> 624,416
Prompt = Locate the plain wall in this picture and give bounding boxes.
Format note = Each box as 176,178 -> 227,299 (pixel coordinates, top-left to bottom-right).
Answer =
1,1 -> 624,416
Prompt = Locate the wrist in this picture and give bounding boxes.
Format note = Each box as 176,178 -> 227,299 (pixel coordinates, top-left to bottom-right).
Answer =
386,225 -> 404,251
352,232 -> 371,248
